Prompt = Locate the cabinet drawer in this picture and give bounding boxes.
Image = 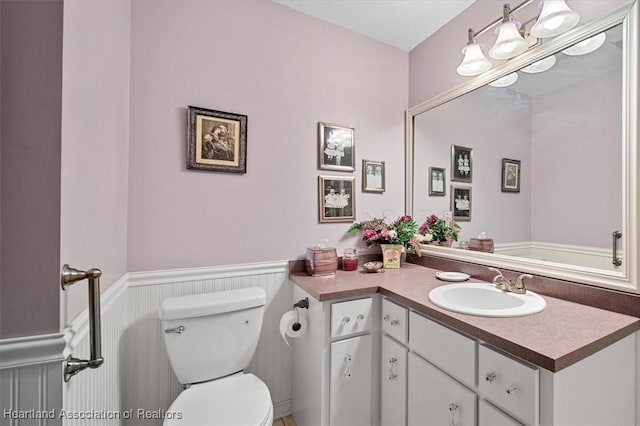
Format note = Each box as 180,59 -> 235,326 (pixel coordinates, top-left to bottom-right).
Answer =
408,352 -> 476,426
478,344 -> 539,426
382,298 -> 408,344
331,297 -> 372,338
409,311 -> 476,387
479,400 -> 523,426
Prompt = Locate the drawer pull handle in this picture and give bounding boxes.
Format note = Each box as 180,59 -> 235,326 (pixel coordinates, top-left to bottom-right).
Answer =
383,314 -> 390,322
388,357 -> 398,380
505,385 -> 518,396
344,355 -> 353,378
485,372 -> 497,383
356,314 -> 365,322
390,319 -> 399,326
448,403 -> 459,426
340,316 -> 351,327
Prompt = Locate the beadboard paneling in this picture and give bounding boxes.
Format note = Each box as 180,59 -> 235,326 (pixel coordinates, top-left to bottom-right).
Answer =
123,262 -> 292,426
61,275 -> 128,426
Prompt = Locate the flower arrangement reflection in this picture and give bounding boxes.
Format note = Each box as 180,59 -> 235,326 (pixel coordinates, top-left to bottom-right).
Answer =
418,214 -> 461,245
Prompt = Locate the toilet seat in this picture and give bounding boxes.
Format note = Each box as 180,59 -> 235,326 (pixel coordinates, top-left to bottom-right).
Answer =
164,373 -> 273,426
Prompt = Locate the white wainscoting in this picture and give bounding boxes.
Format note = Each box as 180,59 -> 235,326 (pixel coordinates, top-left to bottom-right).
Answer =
61,274 -> 128,426
0,333 -> 66,426
494,241 -> 622,271
122,261 -> 292,426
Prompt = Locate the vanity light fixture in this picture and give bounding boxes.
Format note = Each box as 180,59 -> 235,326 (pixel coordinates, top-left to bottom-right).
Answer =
530,0 -> 580,39
456,28 -> 493,76
488,72 -> 519,87
561,32 -> 606,56
520,54 -> 557,73
456,0 -> 581,77
489,4 -> 530,60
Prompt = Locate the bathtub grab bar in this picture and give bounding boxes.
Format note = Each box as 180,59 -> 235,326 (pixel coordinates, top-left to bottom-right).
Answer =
61,264 -> 104,382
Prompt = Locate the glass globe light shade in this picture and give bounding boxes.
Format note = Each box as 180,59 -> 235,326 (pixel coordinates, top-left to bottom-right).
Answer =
530,0 -> 580,38
456,43 -> 492,76
489,22 -> 530,60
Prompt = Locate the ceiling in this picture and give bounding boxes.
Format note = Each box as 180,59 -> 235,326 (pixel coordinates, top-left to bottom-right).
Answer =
272,0 -> 475,52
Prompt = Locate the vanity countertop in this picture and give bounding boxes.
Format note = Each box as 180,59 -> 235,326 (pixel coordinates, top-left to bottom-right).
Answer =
289,263 -> 640,372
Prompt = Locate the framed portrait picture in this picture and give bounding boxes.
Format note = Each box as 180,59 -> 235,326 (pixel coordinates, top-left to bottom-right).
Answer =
318,122 -> 355,172
362,159 -> 385,193
187,106 -> 247,174
318,175 -> 356,223
451,185 -> 471,221
429,167 -> 446,196
451,145 -> 472,183
502,158 -> 521,192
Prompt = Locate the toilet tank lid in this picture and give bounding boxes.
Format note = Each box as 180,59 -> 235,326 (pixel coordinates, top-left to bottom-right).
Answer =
159,287 -> 266,321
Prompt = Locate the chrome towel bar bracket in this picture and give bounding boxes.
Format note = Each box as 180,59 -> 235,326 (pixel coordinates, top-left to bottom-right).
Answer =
61,264 -> 104,382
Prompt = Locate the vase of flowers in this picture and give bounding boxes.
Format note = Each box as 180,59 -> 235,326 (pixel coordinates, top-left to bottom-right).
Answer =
418,214 -> 461,246
347,215 -> 421,268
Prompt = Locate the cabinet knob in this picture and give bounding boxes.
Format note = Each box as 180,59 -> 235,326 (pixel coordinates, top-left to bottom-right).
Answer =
390,319 -> 399,326
383,314 -> 390,322
485,372 -> 497,383
505,385 -> 518,396
356,314 -> 365,322
341,316 -> 351,326
448,403 -> 459,426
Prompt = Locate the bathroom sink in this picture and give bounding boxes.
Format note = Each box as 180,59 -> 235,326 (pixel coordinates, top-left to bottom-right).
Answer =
428,283 -> 546,317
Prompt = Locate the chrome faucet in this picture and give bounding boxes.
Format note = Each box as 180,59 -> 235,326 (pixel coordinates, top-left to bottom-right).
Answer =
488,268 -> 532,294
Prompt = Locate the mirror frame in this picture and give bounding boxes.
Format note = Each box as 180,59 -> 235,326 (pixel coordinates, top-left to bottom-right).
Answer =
405,3 -> 639,293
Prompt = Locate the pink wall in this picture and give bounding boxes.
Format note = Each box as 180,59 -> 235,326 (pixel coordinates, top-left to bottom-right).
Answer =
60,0 -> 131,323
127,1 -> 409,271
0,0 -> 63,339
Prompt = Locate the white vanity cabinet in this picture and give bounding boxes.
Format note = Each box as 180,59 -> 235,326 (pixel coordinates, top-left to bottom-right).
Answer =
291,286 -> 379,426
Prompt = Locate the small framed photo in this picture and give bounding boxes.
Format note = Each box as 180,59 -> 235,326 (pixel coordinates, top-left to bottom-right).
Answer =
362,159 -> 385,193
451,185 -> 472,221
451,145 -> 472,183
429,167 -> 446,196
502,158 -> 521,192
187,106 -> 247,174
318,122 -> 355,172
318,175 -> 356,223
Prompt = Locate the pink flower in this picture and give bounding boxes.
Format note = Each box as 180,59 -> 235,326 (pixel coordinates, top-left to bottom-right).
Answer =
364,229 -> 377,238
380,229 -> 390,239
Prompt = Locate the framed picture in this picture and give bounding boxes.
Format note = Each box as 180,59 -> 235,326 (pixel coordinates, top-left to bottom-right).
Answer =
451,145 -> 472,183
362,159 -> 385,193
187,106 -> 247,173
429,167 -> 446,196
451,185 -> 472,221
502,158 -> 521,192
318,122 -> 355,172
318,176 -> 356,223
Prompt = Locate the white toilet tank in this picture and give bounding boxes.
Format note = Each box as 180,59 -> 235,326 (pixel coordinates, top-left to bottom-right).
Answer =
159,287 -> 266,385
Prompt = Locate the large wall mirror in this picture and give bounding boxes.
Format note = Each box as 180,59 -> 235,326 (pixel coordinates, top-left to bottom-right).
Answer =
406,2 -> 638,293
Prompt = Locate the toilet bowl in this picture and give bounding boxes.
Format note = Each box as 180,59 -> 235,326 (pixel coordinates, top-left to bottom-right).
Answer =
159,287 -> 273,426
164,373 -> 273,426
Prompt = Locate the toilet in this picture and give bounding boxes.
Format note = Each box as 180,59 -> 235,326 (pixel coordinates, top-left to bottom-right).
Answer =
159,287 -> 273,426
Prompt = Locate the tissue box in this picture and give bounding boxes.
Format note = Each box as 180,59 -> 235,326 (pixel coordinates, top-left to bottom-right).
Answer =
469,238 -> 494,253
305,247 -> 338,276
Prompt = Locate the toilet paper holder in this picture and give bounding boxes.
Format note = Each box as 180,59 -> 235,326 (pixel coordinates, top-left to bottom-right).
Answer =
292,297 -> 309,331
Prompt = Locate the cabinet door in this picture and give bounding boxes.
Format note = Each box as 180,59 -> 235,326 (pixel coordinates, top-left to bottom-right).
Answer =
408,352 -> 476,426
381,335 -> 407,426
479,400 -> 523,426
330,335 -> 372,426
